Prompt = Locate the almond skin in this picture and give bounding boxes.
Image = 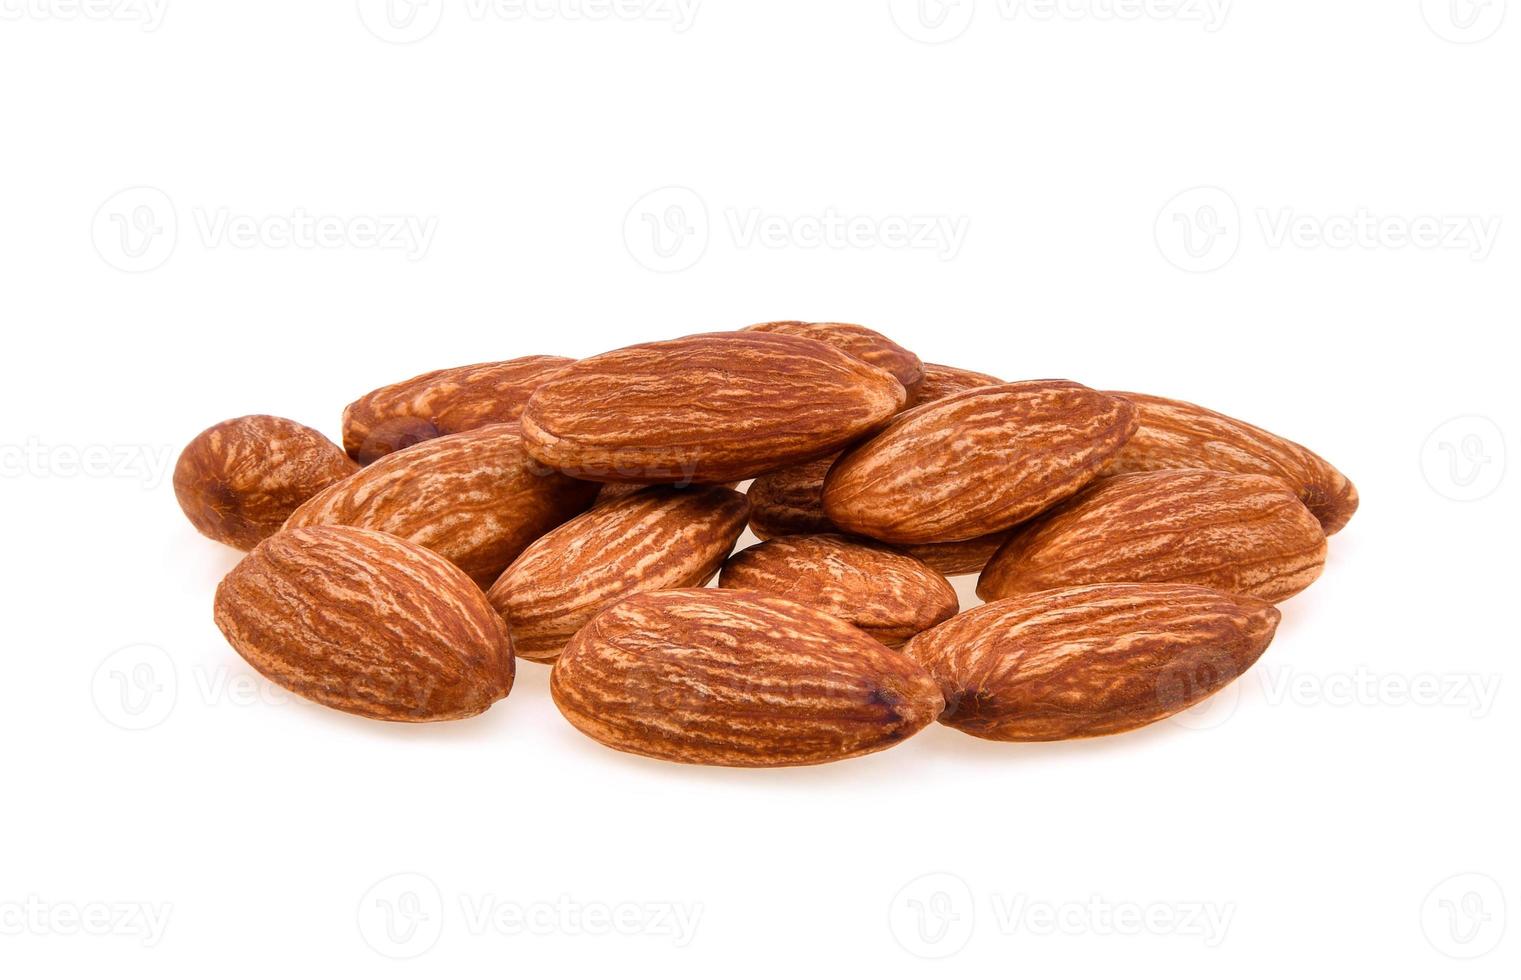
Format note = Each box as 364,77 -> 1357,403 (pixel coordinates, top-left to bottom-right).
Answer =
906,363 -> 1004,408
285,422 -> 599,588
550,589 -> 945,767
520,332 -> 906,485
979,470 -> 1328,604
1101,390 -> 1359,535
342,355 -> 573,464
213,526 -> 514,722
174,415 -> 359,551
743,321 -> 925,397
823,381 -> 1139,545
488,486 -> 750,662
904,583 -> 1279,741
718,534 -> 959,648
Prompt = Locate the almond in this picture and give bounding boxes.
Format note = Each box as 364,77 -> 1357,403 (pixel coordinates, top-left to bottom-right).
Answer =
823,381 -> 1139,544
488,486 -> 750,662
174,415 -> 359,551
904,583 -> 1279,740
1102,390 -> 1359,535
342,355 -> 573,464
213,525 -> 514,722
906,362 -> 1004,408
979,469 -> 1328,603
596,480 -> 738,504
520,332 -> 906,485
718,534 -> 959,648
285,422 -> 598,587
743,321 -> 925,397
550,589 -> 944,767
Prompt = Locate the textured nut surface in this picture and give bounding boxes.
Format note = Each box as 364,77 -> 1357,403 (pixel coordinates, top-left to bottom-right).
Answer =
744,321 -> 924,396
489,486 -> 750,662
824,381 -> 1139,545
342,355 -> 572,464
174,415 -> 359,551
897,534 -> 1011,577
904,583 -> 1279,741
286,422 -> 598,587
1102,390 -> 1359,535
906,362 -> 1004,408
550,589 -> 944,767
520,332 -> 906,484
718,534 -> 959,648
979,469 -> 1328,603
213,526 -> 514,722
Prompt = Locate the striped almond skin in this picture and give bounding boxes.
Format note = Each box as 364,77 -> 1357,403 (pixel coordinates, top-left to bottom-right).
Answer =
823,381 -> 1140,545
979,470 -> 1329,604
520,332 -> 907,485
285,422 -> 599,588
718,535 -> 959,648
743,321 -> 925,397
550,589 -> 945,767
597,480 -> 739,505
1101,391 -> 1359,535
174,415 -> 359,551
906,363 -> 1005,408
213,526 -> 515,722
342,355 -> 573,464
488,486 -> 750,662
903,583 -> 1279,741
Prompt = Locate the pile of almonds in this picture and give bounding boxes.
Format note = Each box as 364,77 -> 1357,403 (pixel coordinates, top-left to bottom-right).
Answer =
176,322 -> 1356,767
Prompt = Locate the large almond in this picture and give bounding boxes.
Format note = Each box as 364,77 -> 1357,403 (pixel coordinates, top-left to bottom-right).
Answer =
550,589 -> 944,767
342,355 -> 573,464
214,525 -> 514,722
1102,390 -> 1359,535
823,380 -> 1139,544
488,486 -> 749,662
520,332 -> 906,485
904,583 -> 1279,740
743,321 -> 925,396
718,534 -> 958,648
285,422 -> 598,587
979,469 -> 1328,603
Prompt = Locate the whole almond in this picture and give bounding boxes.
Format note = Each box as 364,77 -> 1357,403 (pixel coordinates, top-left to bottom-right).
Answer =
342,355 -> 572,464
213,525 -> 514,722
1102,391 -> 1359,535
744,321 -> 925,396
904,583 -> 1279,740
520,332 -> 906,485
550,589 -> 944,767
285,422 -> 598,587
979,469 -> 1328,603
174,415 -> 359,551
718,534 -> 959,648
906,362 -> 1005,408
824,381 -> 1139,544
488,486 -> 750,662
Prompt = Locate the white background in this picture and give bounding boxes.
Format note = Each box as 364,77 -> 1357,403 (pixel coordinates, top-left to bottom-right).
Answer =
2,1 -> 1516,976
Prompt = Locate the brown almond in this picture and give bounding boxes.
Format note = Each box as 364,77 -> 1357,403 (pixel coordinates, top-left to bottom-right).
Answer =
744,320 -> 925,396
906,362 -> 1005,408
